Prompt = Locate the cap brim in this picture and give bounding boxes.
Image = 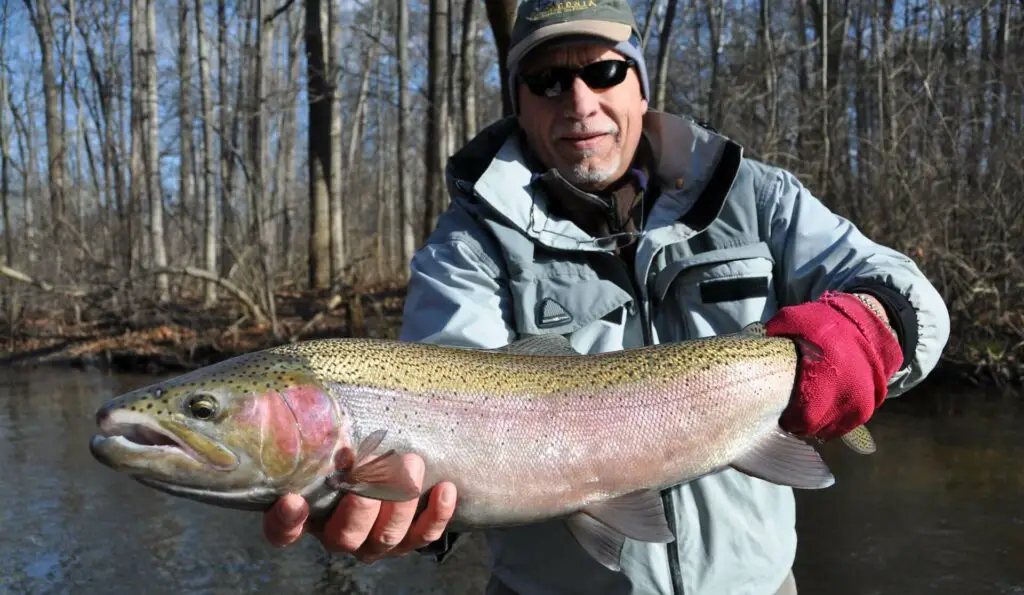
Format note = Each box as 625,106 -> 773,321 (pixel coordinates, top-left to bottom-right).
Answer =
508,21 -> 633,69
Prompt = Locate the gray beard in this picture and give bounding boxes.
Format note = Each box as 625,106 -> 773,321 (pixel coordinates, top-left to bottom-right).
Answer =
562,152 -> 622,188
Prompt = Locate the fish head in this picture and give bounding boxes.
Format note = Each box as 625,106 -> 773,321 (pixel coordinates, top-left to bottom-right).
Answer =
89,351 -> 344,511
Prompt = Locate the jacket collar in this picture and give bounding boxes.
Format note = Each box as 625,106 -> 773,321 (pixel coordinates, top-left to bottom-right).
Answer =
445,110 -> 742,253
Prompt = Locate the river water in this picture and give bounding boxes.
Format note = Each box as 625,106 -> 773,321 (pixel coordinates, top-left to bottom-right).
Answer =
1,367 -> 1022,594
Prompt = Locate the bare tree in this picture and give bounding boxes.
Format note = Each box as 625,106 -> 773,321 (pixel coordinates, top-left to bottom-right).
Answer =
460,0 -> 478,143
423,0 -> 449,239
195,0 -> 218,305
22,0 -> 67,254
178,0 -> 195,259
144,0 -> 169,302
653,0 -> 678,111
397,0 -> 414,269
306,0 -> 332,289
484,0 -> 516,117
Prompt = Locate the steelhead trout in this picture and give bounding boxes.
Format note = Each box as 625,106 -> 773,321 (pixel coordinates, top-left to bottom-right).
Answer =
89,323 -> 873,570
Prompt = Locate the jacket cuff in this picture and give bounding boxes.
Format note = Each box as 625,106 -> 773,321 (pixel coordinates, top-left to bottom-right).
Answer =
846,282 -> 918,372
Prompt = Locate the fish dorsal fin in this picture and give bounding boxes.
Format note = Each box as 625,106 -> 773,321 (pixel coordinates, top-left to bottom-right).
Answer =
564,490 -> 675,571
495,334 -> 580,356
732,322 -> 767,338
730,426 -> 835,489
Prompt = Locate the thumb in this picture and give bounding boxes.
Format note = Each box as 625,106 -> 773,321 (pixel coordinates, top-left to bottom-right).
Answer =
263,493 -> 309,548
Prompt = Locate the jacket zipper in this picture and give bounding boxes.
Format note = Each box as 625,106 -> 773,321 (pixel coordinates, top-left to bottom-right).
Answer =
637,289 -> 685,595
607,253 -> 684,595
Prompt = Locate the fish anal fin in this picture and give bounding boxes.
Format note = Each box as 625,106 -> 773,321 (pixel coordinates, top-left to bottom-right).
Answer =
565,512 -> 626,571
582,490 -> 674,543
730,426 -> 835,489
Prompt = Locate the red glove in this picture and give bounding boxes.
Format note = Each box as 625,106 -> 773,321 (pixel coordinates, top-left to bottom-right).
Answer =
765,291 -> 904,440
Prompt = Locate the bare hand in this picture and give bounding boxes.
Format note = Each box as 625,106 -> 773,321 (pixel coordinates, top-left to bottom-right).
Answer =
261,453 -> 457,562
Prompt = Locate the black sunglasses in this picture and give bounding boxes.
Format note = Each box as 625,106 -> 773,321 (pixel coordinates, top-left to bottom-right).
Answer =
518,59 -> 637,98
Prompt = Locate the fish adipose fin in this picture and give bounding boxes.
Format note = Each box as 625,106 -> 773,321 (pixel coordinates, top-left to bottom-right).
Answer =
730,427 -> 836,489
839,424 -> 876,455
566,489 -> 675,571
325,429 -> 421,501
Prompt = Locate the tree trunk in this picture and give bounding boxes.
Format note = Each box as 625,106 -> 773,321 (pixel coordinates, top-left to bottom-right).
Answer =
423,0 -> 449,240
397,0 -> 415,270
145,0 -> 169,301
218,0 -> 237,277
306,0 -> 332,289
704,0 -> 723,125
328,0 -> 345,283
252,0 -> 277,333
179,0 -> 196,265
23,0 -> 67,259
0,12 -> 14,330
276,11 -> 301,274
641,0 -> 660,49
484,0 -> 516,117
130,0 -> 147,275
654,0 -> 679,111
460,0 -> 478,143
195,0 -> 219,305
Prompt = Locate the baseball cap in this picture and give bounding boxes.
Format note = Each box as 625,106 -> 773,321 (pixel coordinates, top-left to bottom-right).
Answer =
506,0 -> 650,113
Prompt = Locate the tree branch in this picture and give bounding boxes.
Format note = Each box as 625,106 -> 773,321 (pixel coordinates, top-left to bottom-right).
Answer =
0,265 -> 88,297
264,0 -> 296,24
149,267 -> 269,324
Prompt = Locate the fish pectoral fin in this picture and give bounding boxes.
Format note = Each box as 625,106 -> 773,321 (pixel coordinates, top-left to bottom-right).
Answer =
565,512 -> 627,572
581,490 -> 674,544
354,429 -> 388,462
730,426 -> 835,489
839,424 -> 876,455
342,450 -> 422,501
326,430 -> 421,501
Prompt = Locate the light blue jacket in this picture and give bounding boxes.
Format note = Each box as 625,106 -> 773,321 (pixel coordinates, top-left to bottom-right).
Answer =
399,112 -> 950,594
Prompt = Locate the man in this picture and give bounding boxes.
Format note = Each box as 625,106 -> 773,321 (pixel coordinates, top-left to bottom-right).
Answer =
262,0 -> 950,592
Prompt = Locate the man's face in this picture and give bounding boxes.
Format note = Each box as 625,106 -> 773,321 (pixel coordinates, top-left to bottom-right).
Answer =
516,43 -> 648,192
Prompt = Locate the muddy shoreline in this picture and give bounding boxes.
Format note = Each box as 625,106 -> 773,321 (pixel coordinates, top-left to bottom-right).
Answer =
1,288 -> 1018,395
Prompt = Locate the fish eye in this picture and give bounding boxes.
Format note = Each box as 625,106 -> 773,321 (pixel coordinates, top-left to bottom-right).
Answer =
185,393 -> 219,420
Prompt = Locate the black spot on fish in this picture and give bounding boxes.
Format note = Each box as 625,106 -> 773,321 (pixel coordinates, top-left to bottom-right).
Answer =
146,404 -> 153,409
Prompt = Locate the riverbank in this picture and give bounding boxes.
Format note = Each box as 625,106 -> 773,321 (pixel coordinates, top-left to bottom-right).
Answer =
0,284 -> 407,374
1,286 -> 1019,393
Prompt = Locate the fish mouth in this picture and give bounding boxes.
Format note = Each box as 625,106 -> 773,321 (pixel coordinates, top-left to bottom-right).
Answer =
90,409 -> 239,473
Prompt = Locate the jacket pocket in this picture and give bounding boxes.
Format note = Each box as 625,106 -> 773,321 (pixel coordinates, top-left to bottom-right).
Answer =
652,242 -> 778,339
507,260 -> 634,349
